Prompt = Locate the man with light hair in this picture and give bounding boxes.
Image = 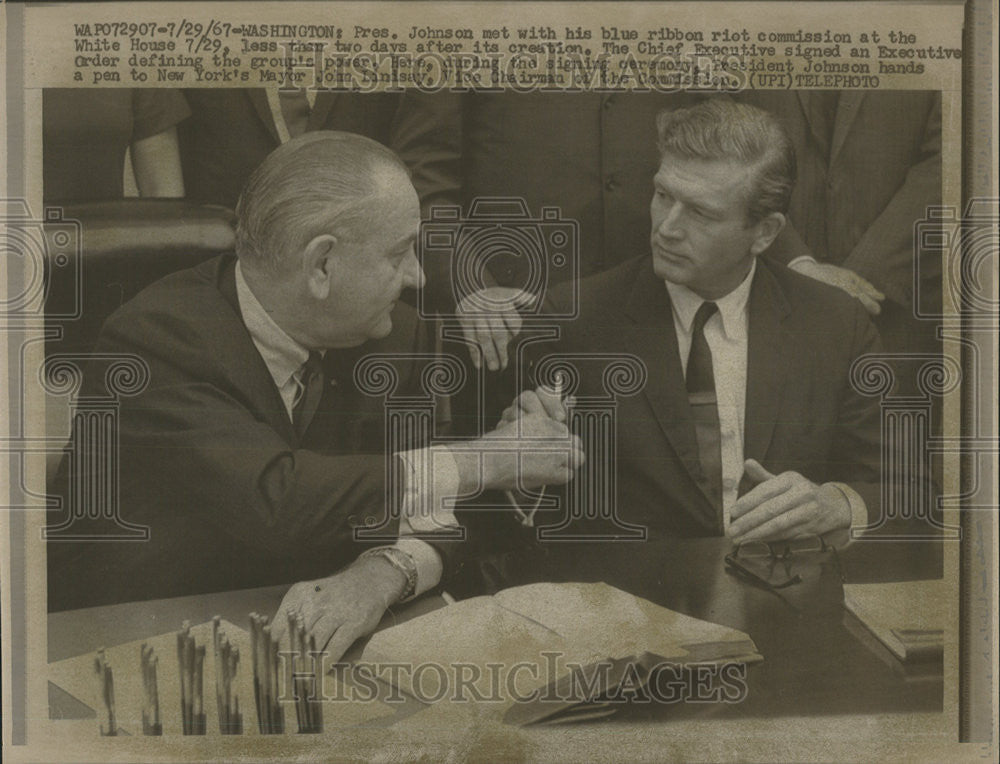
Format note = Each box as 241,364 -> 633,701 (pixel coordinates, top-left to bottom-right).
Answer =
498,98 -> 888,548
48,131 -> 582,656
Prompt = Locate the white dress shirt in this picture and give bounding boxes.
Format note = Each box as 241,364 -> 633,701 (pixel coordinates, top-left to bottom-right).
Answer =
666,261 -> 754,531
664,260 -> 866,534
235,263 -> 457,596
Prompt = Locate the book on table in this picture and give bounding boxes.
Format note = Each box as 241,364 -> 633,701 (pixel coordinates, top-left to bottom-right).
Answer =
359,581 -> 763,725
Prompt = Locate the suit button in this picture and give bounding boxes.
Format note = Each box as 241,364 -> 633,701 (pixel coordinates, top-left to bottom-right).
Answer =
605,177 -> 619,192
603,96 -> 615,109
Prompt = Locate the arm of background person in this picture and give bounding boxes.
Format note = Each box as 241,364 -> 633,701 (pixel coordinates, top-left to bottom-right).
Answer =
840,92 -> 942,309
129,89 -> 189,198
131,128 -> 185,197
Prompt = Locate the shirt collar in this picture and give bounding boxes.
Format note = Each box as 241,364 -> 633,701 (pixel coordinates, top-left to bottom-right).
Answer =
664,258 -> 756,340
235,261 -> 310,391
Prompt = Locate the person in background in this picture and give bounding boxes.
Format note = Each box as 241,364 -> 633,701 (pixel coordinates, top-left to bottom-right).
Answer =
735,91 -> 943,368
43,88 -> 188,202
178,88 -> 403,209
391,90 -> 707,325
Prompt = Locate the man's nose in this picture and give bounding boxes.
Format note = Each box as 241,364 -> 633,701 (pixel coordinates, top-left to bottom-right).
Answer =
657,203 -> 685,239
402,249 -> 426,290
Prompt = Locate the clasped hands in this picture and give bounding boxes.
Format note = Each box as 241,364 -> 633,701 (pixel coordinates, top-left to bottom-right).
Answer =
273,386 -> 582,660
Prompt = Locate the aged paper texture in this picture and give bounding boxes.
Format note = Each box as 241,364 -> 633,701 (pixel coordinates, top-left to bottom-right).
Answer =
2,1 -> 996,762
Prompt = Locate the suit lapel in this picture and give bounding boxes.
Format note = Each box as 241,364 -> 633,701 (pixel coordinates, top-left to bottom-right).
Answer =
216,259 -> 299,445
743,261 -> 792,466
623,260 -> 719,525
830,91 -> 865,165
247,89 -> 282,145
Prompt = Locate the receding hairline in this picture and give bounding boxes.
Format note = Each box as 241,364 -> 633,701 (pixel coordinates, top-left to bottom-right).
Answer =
234,131 -> 412,266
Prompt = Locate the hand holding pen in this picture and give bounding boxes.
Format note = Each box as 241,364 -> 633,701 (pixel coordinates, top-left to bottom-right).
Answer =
501,374 -> 571,526
498,374 -> 570,426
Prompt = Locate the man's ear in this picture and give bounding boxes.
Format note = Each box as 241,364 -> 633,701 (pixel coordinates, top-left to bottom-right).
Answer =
302,234 -> 338,300
750,212 -> 786,256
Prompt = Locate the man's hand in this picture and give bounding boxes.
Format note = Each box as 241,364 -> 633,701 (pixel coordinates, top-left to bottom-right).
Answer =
485,412 -> 584,489
790,259 -> 885,315
499,387 -> 570,425
271,556 -> 406,661
729,459 -> 851,542
447,405 -> 584,494
456,287 -> 534,371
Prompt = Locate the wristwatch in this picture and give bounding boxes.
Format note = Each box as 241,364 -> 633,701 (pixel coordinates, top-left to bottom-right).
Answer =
358,546 -> 419,602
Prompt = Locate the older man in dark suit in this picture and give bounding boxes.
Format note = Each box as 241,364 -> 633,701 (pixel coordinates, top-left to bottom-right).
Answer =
47,132 -> 582,656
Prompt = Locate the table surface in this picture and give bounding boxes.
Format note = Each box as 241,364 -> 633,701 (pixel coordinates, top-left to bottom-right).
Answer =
48,535 -> 944,725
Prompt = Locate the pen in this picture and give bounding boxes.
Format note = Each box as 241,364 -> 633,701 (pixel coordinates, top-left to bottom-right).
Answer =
193,645 -> 206,734
94,649 -> 116,736
505,373 -> 565,527
526,373 -> 565,527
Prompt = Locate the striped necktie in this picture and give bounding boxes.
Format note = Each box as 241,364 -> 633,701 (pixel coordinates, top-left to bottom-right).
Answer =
292,351 -> 324,438
687,301 -> 723,529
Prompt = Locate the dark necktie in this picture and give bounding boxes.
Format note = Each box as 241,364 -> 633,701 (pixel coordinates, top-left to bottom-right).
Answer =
279,88 -> 311,139
292,351 -> 324,438
687,301 -> 723,527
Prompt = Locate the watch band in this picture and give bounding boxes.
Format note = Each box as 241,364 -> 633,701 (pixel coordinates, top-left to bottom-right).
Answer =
358,546 -> 419,602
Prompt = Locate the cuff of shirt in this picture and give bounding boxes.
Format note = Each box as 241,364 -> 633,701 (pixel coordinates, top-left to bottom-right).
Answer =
397,446 -> 460,533
394,446 -> 461,598
828,482 -> 868,544
787,255 -> 818,269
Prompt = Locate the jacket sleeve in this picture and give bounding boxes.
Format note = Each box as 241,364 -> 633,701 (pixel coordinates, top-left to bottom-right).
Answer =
841,93 -> 942,308
93,314 -> 397,560
829,302 -> 884,525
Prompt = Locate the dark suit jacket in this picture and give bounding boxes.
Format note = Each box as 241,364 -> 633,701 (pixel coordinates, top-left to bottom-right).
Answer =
179,89 -> 402,208
736,91 -> 942,314
47,254 -> 457,610
524,255 -> 885,537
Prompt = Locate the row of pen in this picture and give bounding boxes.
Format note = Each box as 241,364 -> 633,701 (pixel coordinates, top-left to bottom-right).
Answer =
95,613 -> 323,736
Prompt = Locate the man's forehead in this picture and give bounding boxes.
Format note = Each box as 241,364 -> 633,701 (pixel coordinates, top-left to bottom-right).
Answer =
654,157 -> 753,199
